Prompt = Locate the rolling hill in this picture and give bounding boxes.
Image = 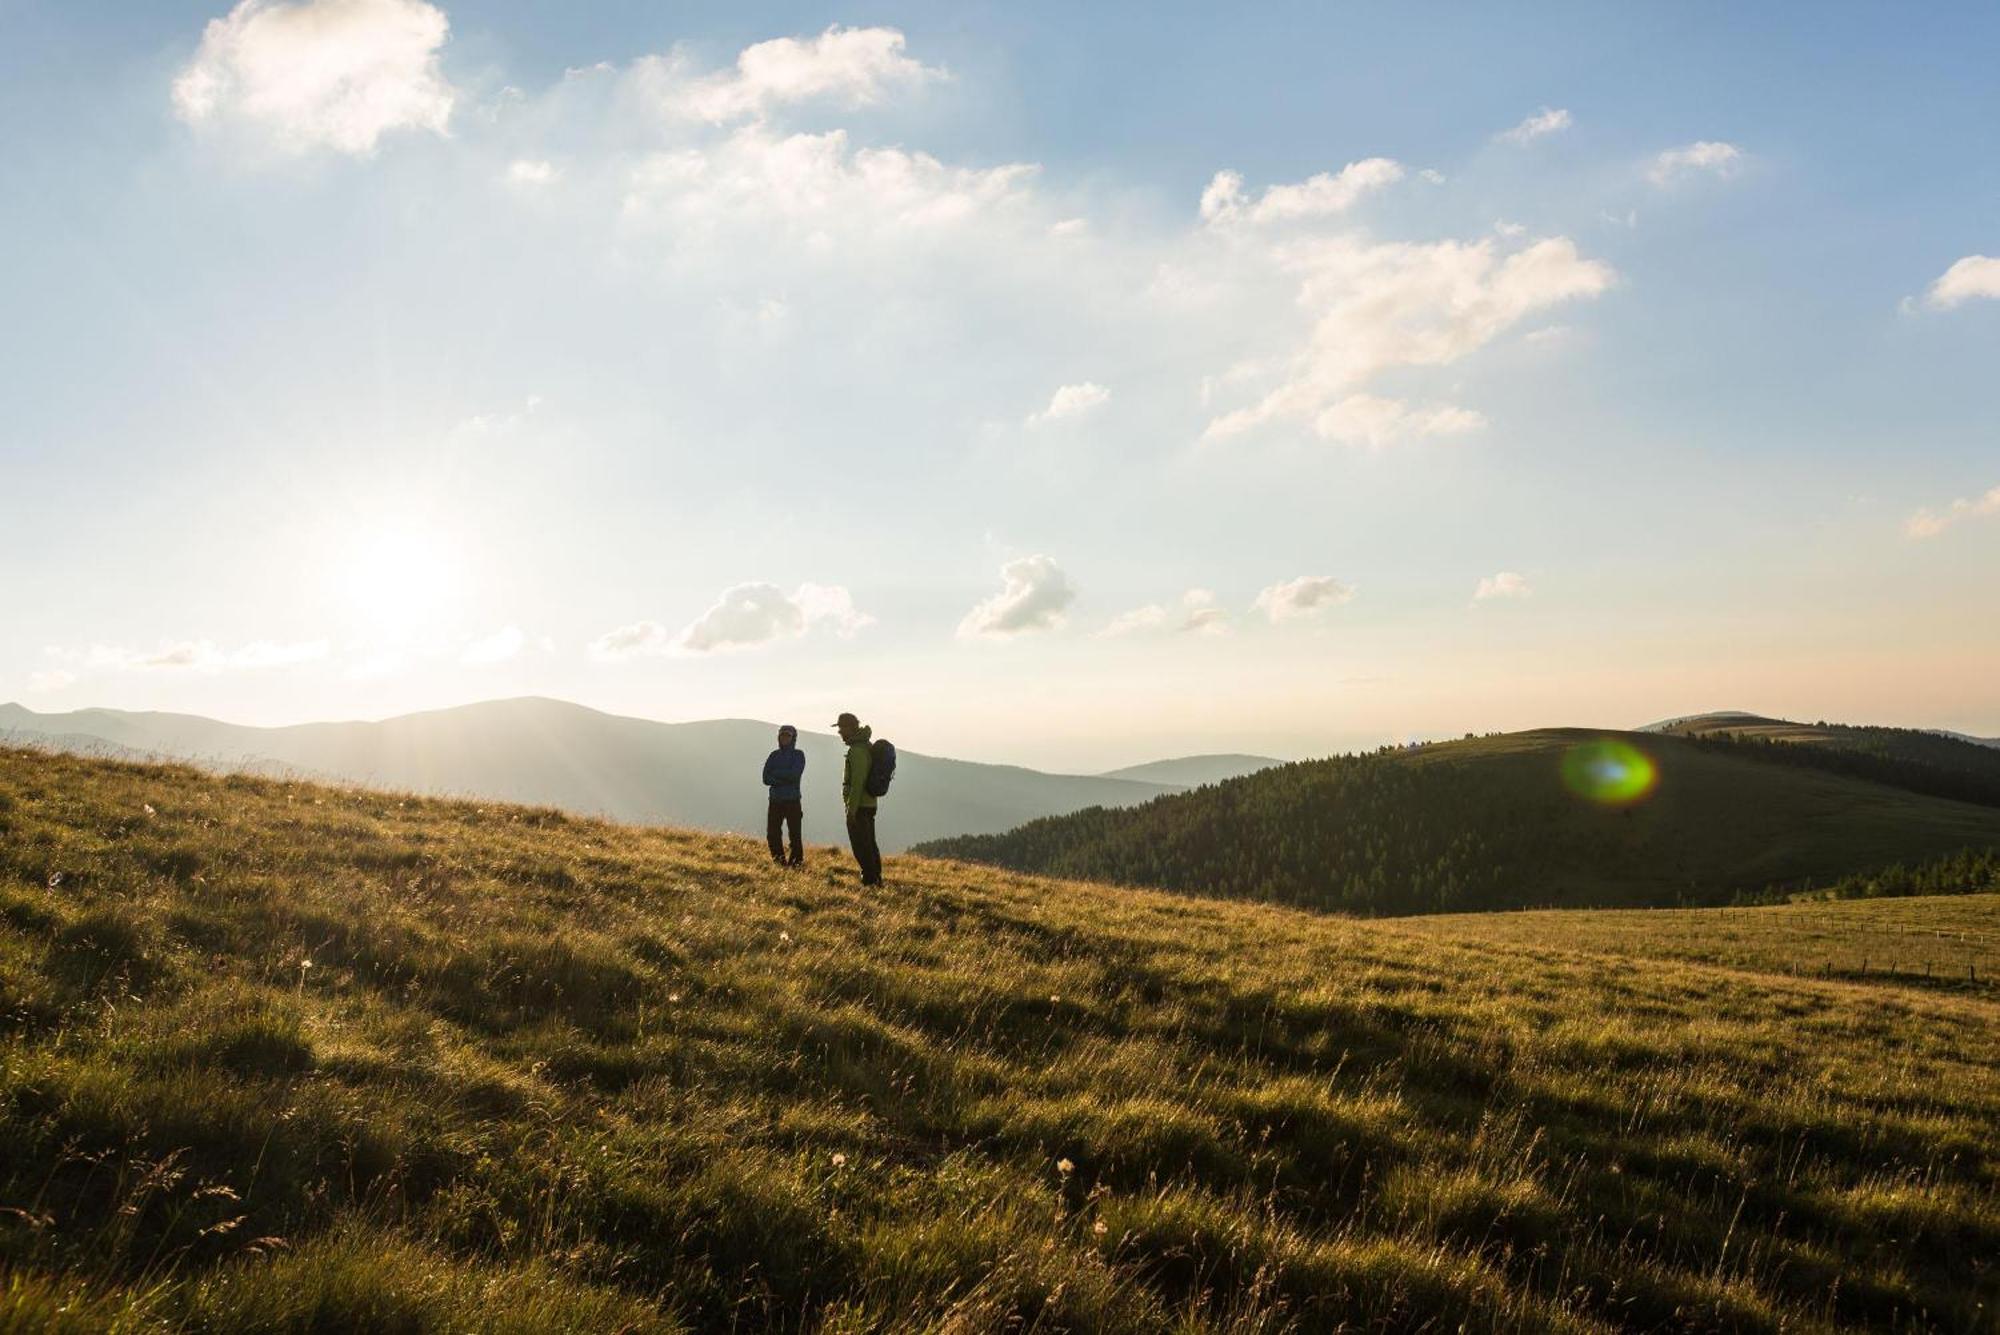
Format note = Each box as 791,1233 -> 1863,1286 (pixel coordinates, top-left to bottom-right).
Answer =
0,745 -> 1992,1330
914,728 -> 2000,915
0,697 -> 1176,853
1097,753 -> 1282,787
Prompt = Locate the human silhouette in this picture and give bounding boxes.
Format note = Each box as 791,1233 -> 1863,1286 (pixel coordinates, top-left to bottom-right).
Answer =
762,724 -> 806,867
834,711 -> 883,885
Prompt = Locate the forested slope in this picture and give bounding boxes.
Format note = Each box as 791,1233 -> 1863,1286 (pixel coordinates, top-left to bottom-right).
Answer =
915,729 -> 2000,915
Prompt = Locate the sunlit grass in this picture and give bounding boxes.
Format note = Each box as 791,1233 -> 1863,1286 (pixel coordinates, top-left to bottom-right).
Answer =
0,746 -> 1994,1330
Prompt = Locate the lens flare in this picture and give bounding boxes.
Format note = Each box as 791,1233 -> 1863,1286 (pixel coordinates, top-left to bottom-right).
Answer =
1560,739 -> 1659,806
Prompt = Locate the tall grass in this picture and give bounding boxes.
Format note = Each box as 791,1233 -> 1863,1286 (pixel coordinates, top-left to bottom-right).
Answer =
0,746 -> 1994,1331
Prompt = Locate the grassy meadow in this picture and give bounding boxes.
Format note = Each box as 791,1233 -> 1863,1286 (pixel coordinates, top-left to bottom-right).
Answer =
1,746 -> 1995,1331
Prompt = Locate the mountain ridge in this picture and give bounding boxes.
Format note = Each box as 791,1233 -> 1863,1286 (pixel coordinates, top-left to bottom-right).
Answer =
0,696 -> 1177,852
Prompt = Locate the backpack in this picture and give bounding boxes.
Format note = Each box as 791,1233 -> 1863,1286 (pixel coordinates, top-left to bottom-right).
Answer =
865,738 -> 897,797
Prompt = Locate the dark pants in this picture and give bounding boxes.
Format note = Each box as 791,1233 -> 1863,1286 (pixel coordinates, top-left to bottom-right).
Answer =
767,799 -> 803,865
846,807 -> 882,885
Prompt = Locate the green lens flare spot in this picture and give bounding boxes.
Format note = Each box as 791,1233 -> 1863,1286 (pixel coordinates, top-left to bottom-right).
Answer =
1560,739 -> 1659,806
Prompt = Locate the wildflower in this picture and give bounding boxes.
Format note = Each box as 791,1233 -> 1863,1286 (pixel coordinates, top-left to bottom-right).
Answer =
46,872 -> 62,889
1056,1157 -> 1074,1176
831,1153 -> 847,1168
1050,994 -> 1061,1004
1092,1219 -> 1107,1236
779,930 -> 792,944
143,803 -> 157,817
667,993 -> 682,1004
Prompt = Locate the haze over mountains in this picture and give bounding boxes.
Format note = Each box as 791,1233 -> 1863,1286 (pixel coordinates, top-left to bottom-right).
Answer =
0,697 -> 1196,853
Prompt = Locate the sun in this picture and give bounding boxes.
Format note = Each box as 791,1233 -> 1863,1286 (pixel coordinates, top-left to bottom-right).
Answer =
335,524 -> 460,638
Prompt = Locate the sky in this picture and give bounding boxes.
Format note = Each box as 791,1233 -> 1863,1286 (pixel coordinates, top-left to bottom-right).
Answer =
3,1 -> 1997,771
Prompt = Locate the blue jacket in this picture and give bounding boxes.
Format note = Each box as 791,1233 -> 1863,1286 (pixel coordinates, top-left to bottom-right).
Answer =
762,745 -> 806,802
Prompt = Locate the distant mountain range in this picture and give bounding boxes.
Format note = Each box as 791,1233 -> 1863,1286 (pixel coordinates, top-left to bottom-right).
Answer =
918,721 -> 2000,915
1096,753 -> 1281,787
0,697 -> 1202,853
1643,710 -> 2000,750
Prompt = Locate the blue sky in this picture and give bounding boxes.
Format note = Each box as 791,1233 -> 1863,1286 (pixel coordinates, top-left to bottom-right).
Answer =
3,1 -> 1996,769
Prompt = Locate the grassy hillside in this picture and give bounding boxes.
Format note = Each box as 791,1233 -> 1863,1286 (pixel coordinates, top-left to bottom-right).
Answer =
915,729 -> 2000,915
1391,895 -> 1997,996
1,747 -> 1995,1331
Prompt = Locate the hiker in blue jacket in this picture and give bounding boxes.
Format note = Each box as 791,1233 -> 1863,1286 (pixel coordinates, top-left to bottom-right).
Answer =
762,724 -> 807,867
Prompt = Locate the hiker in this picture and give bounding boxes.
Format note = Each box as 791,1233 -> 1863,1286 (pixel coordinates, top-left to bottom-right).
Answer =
834,710 -> 892,886
762,724 -> 806,867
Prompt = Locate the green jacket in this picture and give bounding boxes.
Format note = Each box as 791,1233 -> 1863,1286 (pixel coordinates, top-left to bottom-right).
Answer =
842,726 -> 877,813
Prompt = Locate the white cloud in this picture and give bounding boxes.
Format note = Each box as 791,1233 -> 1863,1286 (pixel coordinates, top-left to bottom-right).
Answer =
1498,107 -> 1572,145
460,625 -> 525,665
1205,236 -> 1613,441
1924,255 -> 2000,310
1313,394 -> 1487,448
644,25 -> 943,124
172,0 -> 455,156
505,158 -> 558,187
1100,588 -> 1228,638
1473,571 -> 1533,601
1648,140 -> 1743,186
958,555 -> 1075,639
589,620 -> 672,660
1027,381 -> 1110,427
1906,484 -> 2000,539
1253,575 -> 1354,623
26,670 -> 76,694
792,582 -> 875,638
73,639 -> 329,673
1200,159 -> 1403,226
627,581 -> 877,655
621,125 -> 1039,243
1099,603 -> 1169,637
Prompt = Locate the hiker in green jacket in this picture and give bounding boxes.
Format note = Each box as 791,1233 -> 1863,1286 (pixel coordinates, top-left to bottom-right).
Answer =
835,711 -> 883,886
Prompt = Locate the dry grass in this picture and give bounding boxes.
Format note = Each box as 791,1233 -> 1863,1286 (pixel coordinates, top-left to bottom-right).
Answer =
0,746 -> 1994,1331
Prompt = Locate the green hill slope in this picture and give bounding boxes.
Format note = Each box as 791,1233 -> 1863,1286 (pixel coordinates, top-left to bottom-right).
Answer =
1645,712 -> 2000,809
1,747 -> 1995,1331
913,728 -> 2000,915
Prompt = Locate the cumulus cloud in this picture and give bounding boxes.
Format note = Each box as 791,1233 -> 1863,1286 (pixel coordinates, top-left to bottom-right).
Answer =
460,625 -> 525,665
1200,159 -> 1403,226
647,25 -> 943,124
172,0 -> 455,156
1473,571 -> 1533,601
589,620 -> 671,660
1205,236 -> 1613,441
1028,381 -> 1110,426
1906,484 -> 2000,539
1100,589 -> 1228,638
1924,255 -> 2000,310
1498,107 -> 1572,145
1313,394 -> 1487,448
72,639 -> 329,673
621,125 -> 1039,243
594,583 -> 872,658
958,556 -> 1075,639
1253,576 -> 1354,623
1648,140 -> 1743,185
